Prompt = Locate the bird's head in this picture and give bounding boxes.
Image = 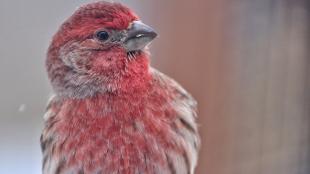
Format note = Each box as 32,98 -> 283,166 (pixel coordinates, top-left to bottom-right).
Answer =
47,1 -> 157,97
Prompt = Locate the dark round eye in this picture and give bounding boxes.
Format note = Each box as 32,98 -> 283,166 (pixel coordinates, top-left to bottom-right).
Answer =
95,31 -> 110,41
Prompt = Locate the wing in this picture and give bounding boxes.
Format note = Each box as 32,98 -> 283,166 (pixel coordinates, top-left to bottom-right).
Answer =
40,95 -> 65,174
151,68 -> 200,174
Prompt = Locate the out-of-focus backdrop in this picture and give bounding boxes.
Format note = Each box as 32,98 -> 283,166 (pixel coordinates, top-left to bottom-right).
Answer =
0,0 -> 309,174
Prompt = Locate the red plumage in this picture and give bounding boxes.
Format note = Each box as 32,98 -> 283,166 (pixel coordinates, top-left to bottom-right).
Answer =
41,1 -> 200,174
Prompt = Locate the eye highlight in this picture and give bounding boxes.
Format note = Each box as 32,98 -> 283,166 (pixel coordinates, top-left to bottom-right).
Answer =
95,30 -> 110,41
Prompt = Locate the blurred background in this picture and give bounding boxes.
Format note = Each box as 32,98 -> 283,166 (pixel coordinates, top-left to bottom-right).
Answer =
0,0 -> 309,174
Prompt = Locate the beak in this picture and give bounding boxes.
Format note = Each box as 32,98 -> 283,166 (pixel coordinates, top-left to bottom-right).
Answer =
123,21 -> 157,52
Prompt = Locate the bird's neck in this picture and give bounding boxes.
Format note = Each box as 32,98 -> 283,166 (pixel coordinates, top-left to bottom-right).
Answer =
52,55 -> 151,99
107,55 -> 152,94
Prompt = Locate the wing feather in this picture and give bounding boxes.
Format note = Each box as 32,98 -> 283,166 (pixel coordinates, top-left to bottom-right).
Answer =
151,68 -> 200,174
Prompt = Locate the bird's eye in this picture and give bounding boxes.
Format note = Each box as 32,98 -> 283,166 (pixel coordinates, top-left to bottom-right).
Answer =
95,31 -> 110,41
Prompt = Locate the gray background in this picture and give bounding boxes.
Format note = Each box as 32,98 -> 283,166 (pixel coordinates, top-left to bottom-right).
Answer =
0,0 -> 310,174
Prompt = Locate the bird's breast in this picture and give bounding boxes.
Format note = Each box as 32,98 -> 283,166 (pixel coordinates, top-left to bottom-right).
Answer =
43,93 -> 184,174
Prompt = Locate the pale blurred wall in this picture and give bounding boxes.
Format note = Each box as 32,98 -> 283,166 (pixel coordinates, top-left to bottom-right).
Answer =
0,0 -> 310,174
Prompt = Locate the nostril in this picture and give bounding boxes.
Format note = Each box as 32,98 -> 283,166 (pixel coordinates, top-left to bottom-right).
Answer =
135,34 -> 144,38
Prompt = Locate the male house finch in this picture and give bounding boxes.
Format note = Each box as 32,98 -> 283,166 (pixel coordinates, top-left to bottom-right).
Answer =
41,1 -> 200,174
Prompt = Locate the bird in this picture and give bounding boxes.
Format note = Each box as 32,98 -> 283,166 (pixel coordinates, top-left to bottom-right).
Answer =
41,1 -> 200,174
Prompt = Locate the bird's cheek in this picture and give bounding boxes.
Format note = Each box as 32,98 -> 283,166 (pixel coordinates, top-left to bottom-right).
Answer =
91,56 -> 127,75
86,46 -> 126,74
90,56 -> 119,75
92,57 -> 112,70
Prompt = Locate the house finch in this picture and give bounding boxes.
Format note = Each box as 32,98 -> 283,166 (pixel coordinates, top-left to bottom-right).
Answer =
41,1 -> 200,174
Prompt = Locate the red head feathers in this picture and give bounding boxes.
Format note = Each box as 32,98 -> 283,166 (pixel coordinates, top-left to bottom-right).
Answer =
46,1 -> 157,98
